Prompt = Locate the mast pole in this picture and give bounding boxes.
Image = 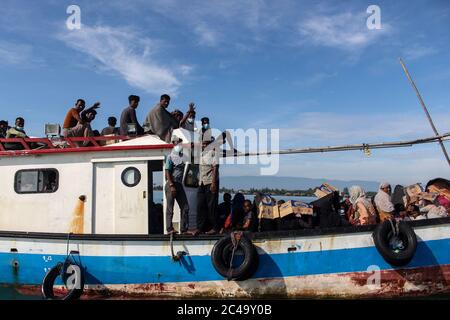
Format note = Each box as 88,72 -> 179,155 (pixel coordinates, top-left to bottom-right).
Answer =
399,58 -> 450,166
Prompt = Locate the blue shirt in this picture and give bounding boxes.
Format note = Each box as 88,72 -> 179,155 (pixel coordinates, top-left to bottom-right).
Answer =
165,151 -> 185,184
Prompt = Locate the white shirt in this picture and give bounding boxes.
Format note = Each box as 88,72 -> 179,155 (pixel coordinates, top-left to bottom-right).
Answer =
374,190 -> 395,213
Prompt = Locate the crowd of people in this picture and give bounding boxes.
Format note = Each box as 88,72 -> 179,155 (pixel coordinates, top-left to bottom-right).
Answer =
1,95 -> 448,236
342,179 -> 450,226
162,171 -> 449,236
0,94 -> 203,148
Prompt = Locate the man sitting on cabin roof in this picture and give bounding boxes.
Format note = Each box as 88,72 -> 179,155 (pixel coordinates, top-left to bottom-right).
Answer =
101,116 -> 119,136
4,117 -> 28,150
171,103 -> 196,132
119,95 -> 144,136
0,120 -> 9,138
143,94 -> 179,142
63,99 -> 100,135
65,109 -> 97,147
181,103 -> 196,132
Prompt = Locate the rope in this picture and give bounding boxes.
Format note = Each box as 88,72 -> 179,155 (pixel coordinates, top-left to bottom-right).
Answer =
169,232 -> 178,261
57,232 -> 73,285
388,219 -> 404,251
227,232 -> 242,281
388,219 -> 398,237
65,232 -> 71,258
219,133 -> 450,158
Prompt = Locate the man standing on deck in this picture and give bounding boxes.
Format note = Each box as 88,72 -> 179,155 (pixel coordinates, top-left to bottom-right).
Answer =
165,135 -> 190,234
119,95 -> 144,136
374,182 -> 395,222
200,117 -> 237,156
196,135 -> 220,235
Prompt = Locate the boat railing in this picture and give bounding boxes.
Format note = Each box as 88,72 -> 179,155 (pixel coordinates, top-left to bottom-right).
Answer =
0,135 -> 133,152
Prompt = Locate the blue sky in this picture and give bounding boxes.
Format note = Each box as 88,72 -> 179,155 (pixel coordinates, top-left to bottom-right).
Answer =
0,0 -> 449,185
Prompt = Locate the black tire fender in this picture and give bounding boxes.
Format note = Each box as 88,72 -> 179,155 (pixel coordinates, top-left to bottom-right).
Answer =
372,219 -> 417,267
42,262 -> 85,300
211,233 -> 259,281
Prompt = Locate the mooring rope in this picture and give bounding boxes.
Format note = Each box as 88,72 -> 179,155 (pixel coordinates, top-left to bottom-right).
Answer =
227,232 -> 242,281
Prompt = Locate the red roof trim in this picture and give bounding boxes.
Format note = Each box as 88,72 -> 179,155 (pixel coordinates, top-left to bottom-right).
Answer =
0,137 -> 173,157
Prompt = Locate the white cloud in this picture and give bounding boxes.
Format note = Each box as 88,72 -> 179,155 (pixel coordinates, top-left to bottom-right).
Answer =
179,64 -> 194,76
294,72 -> 338,87
0,41 -> 37,66
402,45 -> 437,60
298,12 -> 389,51
279,111 -> 450,146
194,23 -> 220,47
58,25 -> 182,95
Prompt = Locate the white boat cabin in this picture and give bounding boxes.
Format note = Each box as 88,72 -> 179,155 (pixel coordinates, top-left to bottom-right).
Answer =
0,128 -> 199,235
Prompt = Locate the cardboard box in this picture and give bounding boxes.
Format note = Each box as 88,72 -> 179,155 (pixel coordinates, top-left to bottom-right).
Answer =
258,195 -> 279,220
279,200 -> 313,218
405,184 -> 423,198
419,192 -> 439,202
428,185 -> 450,201
314,183 -> 338,199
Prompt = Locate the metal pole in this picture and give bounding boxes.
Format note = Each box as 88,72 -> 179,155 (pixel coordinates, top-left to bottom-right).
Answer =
399,58 -> 450,166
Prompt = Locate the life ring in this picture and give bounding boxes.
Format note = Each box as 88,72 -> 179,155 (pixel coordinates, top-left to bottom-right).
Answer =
372,219 -> 417,266
211,232 -> 259,281
42,262 -> 85,300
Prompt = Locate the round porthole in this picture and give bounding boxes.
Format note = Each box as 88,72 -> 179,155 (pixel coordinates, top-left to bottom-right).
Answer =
121,167 -> 141,187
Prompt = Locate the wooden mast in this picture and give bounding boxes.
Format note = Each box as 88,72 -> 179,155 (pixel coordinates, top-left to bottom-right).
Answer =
399,58 -> 450,166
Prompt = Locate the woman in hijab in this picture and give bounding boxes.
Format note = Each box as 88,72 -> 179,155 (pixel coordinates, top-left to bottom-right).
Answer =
349,186 -> 377,226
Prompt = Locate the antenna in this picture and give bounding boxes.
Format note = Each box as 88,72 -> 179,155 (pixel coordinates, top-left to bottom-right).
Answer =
399,58 -> 450,166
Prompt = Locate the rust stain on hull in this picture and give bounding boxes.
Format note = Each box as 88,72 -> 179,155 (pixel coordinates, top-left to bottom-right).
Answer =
14,264 -> 450,299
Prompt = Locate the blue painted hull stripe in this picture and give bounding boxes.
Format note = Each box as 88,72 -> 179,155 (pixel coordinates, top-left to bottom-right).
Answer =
0,238 -> 448,285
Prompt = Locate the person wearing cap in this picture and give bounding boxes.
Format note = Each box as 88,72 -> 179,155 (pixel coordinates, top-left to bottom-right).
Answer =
196,134 -> 220,234
199,117 -> 238,156
200,117 -> 210,143
374,182 -> 395,222
165,135 -> 190,234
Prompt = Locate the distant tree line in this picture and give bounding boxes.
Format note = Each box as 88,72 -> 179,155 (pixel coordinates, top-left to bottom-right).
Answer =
219,187 -> 317,196
153,185 -> 375,197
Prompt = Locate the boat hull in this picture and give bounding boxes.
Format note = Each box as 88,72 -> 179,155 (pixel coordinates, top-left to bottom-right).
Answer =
1,220 -> 449,299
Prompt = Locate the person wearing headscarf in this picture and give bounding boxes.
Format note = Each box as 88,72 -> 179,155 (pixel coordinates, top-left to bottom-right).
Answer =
374,182 -> 395,222
349,186 -> 377,225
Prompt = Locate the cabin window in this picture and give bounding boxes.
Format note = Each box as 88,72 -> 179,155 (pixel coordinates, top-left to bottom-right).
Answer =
183,164 -> 200,188
14,169 -> 59,194
121,167 -> 141,187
